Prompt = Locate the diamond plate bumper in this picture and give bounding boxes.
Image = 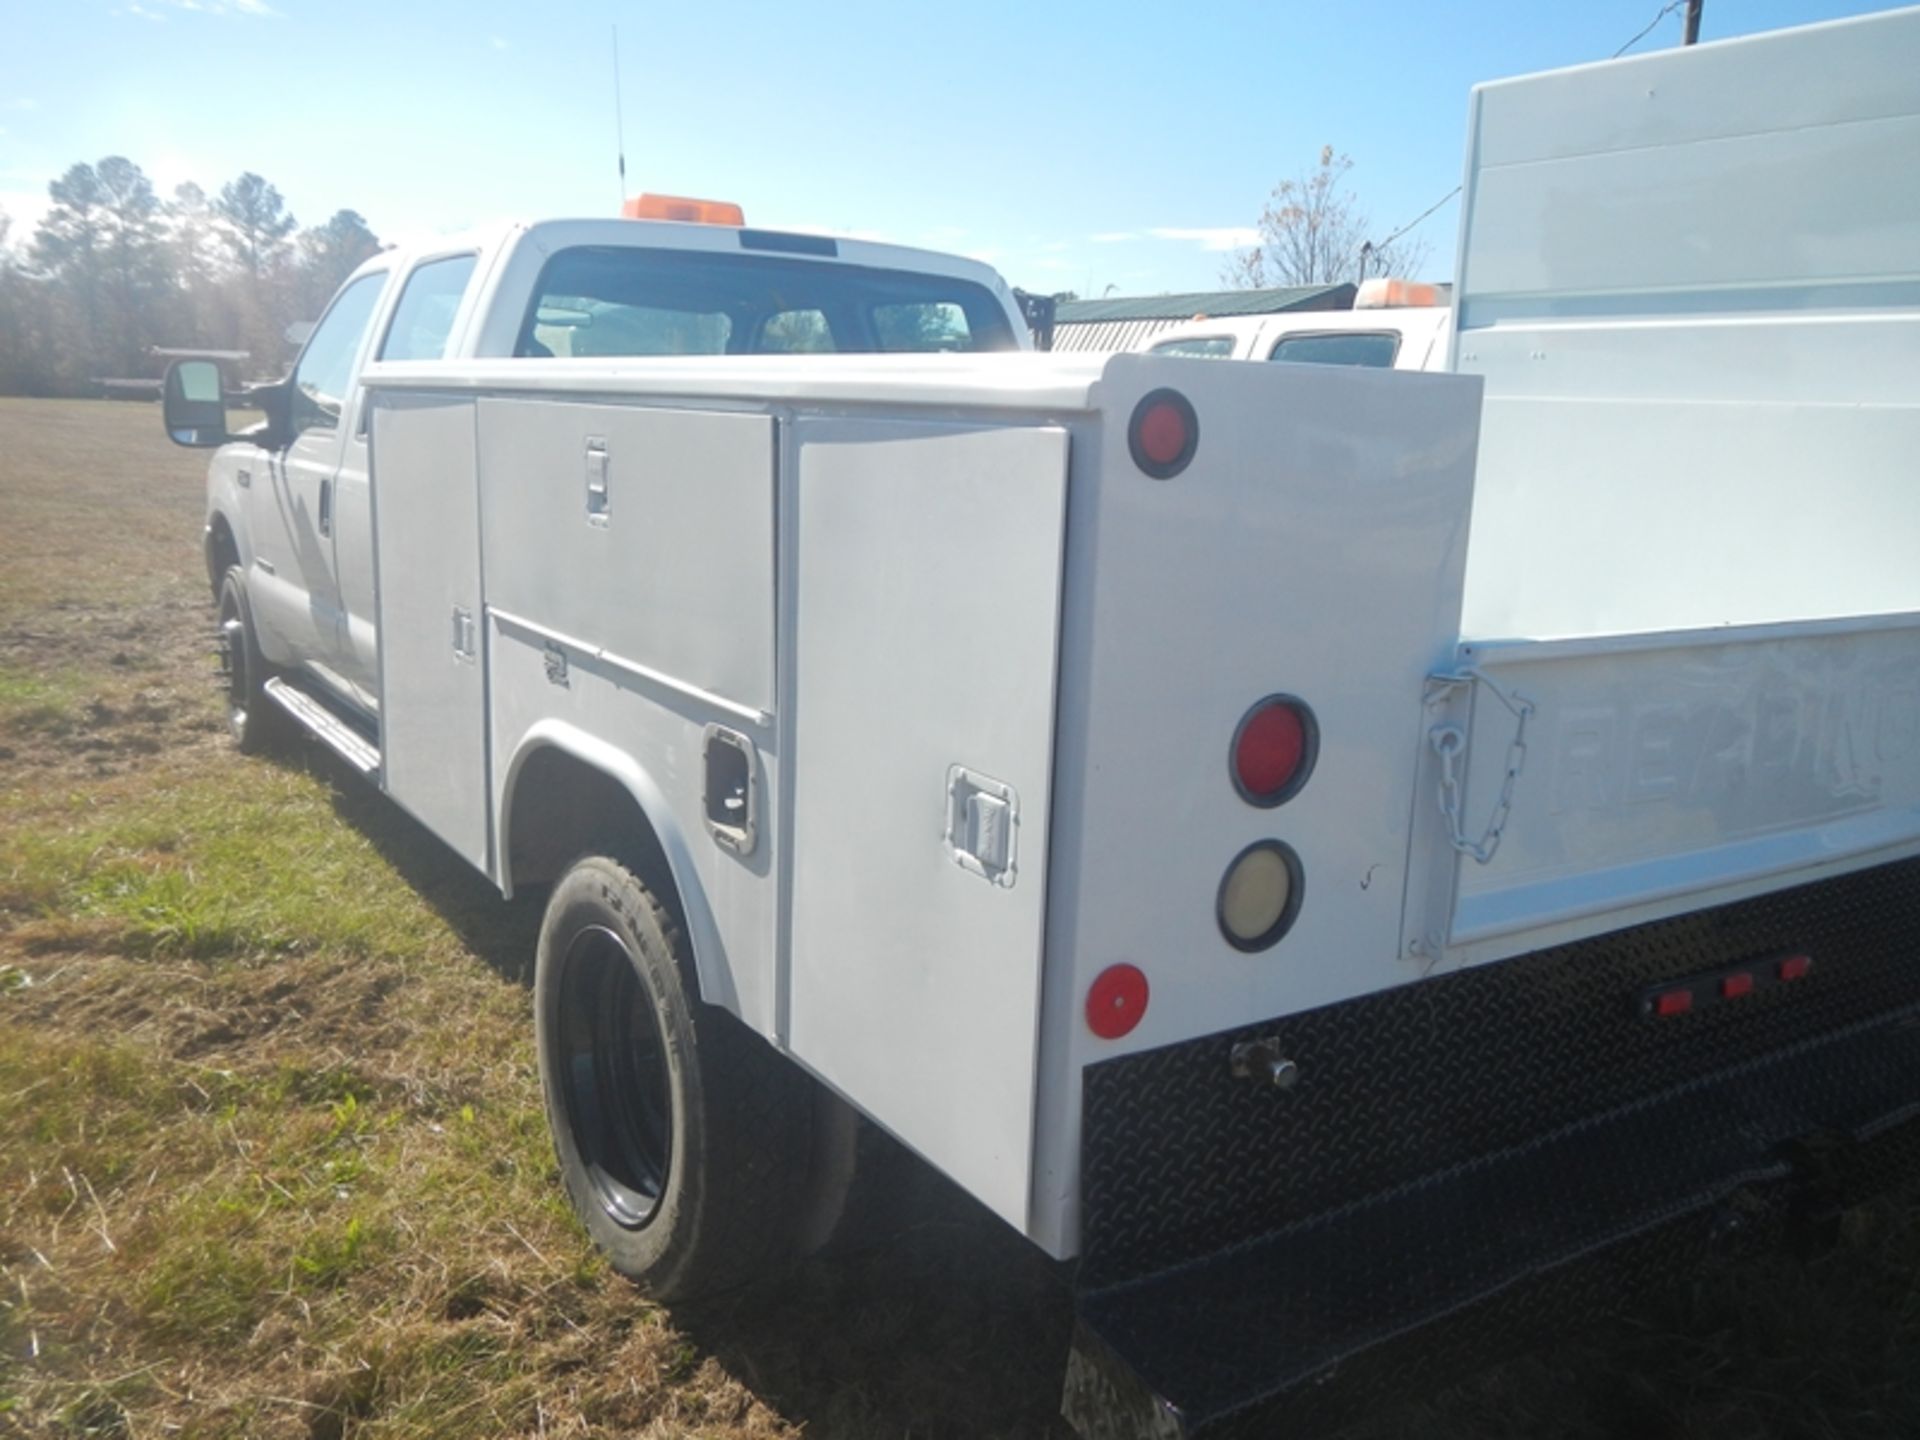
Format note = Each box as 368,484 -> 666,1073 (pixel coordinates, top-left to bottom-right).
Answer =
1066,855 -> 1920,1439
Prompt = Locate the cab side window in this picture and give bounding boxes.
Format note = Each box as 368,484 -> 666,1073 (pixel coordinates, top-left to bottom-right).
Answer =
379,254 -> 478,362
291,272 -> 386,435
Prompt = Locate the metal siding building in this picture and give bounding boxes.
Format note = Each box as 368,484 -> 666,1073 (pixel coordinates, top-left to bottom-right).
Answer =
1049,285 -> 1355,353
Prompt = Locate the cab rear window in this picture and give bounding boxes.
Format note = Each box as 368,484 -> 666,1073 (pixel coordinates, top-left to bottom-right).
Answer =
520,246 -> 1017,358
1266,332 -> 1400,367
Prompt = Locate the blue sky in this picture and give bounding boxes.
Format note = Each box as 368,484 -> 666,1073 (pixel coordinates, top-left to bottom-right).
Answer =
0,0 -> 1899,298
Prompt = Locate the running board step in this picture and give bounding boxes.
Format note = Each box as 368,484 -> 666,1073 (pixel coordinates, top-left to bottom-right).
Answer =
263,677 -> 381,776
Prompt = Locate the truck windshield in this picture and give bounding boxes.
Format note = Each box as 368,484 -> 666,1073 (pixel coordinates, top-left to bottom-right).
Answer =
519,245 -> 1018,358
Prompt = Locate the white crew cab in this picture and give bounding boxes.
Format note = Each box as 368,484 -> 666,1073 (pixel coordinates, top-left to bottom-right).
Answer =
162,13 -> 1920,1438
1142,277 -> 1453,369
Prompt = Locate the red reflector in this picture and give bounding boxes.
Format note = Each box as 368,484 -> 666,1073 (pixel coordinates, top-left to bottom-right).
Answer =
1653,989 -> 1694,1017
1237,706 -> 1305,796
1721,972 -> 1755,999
1136,403 -> 1188,467
1231,696 -> 1319,807
1779,954 -> 1813,982
1127,389 -> 1198,478
1086,964 -> 1149,1040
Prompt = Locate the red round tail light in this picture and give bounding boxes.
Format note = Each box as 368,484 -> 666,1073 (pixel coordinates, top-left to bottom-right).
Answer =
1231,696 -> 1318,807
1085,963 -> 1149,1039
1128,389 -> 1198,479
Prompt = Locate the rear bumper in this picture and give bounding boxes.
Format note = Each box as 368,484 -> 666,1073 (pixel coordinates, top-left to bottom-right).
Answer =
1066,854 -> 1920,1439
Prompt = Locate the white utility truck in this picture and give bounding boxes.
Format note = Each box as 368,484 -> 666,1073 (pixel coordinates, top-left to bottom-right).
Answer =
1143,277 -> 1454,370
162,13 -> 1920,1437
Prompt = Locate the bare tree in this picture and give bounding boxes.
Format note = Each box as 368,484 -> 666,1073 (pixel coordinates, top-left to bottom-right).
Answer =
1224,147 -> 1430,289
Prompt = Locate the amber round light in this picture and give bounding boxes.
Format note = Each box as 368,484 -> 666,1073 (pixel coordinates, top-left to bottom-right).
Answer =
1218,841 -> 1305,952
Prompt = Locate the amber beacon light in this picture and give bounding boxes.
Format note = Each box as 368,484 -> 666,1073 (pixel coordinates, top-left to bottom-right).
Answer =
622,194 -> 747,226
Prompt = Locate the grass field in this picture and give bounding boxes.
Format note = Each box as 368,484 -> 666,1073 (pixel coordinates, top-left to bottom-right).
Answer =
1,396 -> 1917,1439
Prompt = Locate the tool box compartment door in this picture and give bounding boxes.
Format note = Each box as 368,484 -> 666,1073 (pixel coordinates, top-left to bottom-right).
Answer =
785,418 -> 1069,1230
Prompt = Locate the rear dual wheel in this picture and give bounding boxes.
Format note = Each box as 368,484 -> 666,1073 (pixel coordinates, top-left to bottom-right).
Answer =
534,855 -> 836,1299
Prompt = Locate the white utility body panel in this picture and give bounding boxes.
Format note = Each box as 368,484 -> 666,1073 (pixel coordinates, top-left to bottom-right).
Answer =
786,419 -> 1069,1227
1453,6 -> 1920,642
1439,615 -> 1920,964
1423,7 -> 1920,977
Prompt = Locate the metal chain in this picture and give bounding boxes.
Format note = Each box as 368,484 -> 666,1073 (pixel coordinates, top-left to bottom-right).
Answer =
1430,669 -> 1534,865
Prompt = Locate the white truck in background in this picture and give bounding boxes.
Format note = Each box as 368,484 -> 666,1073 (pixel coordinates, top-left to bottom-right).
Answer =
1142,277 -> 1453,369
162,12 -> 1920,1438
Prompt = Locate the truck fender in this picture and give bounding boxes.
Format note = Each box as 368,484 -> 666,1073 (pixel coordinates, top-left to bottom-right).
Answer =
496,719 -> 741,1017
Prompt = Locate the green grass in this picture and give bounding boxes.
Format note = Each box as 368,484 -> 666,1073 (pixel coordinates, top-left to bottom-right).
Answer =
0,762 -> 467,963
0,663 -> 83,743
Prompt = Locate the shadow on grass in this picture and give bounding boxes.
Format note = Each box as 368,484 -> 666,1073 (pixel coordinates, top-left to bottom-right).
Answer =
681,1165 -> 1077,1440
271,741 -> 545,988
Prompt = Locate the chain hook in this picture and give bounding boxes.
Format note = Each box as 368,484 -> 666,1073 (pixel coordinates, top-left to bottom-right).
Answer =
1428,668 -> 1534,866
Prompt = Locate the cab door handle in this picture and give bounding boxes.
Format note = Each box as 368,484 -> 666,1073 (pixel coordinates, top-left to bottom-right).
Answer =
318,477 -> 333,538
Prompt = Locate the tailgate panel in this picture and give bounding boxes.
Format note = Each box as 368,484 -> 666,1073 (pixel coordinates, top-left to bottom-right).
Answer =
1438,614 -> 1920,961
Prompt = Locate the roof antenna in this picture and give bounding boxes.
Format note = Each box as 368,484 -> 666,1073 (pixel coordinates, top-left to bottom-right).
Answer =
612,24 -> 628,206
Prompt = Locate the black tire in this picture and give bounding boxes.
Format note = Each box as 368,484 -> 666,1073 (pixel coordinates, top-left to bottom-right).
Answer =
534,855 -> 814,1299
216,565 -> 281,754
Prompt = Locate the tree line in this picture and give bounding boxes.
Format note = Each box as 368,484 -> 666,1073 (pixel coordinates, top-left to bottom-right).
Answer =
0,156 -> 382,397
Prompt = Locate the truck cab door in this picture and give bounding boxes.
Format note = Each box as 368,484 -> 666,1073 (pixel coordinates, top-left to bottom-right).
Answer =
248,270 -> 386,689
323,397 -> 378,704
332,252 -> 483,704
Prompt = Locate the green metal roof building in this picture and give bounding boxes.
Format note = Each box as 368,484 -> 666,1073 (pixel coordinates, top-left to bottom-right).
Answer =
1049,284 -> 1355,353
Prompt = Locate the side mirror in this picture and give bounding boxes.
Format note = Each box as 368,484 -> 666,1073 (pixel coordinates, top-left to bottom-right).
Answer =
162,360 -> 229,447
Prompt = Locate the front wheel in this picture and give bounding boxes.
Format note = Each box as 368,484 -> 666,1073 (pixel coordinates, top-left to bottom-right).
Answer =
216,565 -> 282,754
534,855 -> 815,1299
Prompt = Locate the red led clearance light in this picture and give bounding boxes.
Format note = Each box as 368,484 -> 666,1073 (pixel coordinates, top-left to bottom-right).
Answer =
1652,989 -> 1694,1018
1641,951 -> 1816,1020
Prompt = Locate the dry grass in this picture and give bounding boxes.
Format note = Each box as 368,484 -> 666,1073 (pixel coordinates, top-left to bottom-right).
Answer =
0,396 -> 1916,1439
